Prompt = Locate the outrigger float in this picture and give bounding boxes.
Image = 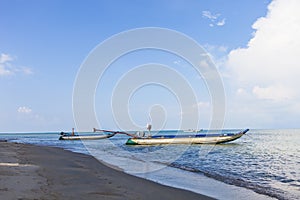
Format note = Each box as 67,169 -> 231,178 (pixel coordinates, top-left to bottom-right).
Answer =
59,127 -> 249,145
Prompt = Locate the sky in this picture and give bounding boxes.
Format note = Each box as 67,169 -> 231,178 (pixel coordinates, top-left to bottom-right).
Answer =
1,0 -> 299,132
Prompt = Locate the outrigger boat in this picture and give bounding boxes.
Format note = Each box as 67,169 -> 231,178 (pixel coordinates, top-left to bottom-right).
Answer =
59,128 -> 117,140
126,129 -> 249,145
59,133 -> 116,140
59,127 -> 249,145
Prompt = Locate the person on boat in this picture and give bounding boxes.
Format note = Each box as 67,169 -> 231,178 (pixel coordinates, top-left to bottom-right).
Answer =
72,128 -> 75,136
146,123 -> 152,137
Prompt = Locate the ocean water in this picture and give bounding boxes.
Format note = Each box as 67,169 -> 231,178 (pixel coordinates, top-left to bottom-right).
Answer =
1,129 -> 299,200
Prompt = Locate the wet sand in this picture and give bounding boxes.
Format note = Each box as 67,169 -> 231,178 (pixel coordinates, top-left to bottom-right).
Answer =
0,141 -> 214,200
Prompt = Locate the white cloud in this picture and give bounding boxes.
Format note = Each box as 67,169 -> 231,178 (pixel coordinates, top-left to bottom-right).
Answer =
202,44 -> 229,74
0,53 -> 13,63
252,85 -> 294,101
194,101 -> 210,109
0,53 -> 33,76
216,18 -> 226,26
203,44 -> 228,53
173,60 -> 181,65
199,60 -> 209,68
227,0 -> 300,84
18,106 -> 32,114
17,66 -> 34,75
202,11 -> 219,20
202,10 -> 226,27
0,65 -> 13,75
225,0 -> 300,128
236,88 -> 247,96
0,54 -> 13,75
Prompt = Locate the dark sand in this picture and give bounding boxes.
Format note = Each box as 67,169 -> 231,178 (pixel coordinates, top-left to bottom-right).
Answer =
0,141 -> 214,200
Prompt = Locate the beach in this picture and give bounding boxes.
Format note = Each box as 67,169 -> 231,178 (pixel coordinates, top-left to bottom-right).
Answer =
0,141 -> 213,200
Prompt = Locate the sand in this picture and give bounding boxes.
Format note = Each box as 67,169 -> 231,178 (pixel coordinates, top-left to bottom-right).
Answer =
0,141 -> 214,200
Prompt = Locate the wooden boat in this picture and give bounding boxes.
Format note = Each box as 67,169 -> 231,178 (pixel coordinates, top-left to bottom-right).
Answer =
126,129 -> 249,145
59,132 -> 116,140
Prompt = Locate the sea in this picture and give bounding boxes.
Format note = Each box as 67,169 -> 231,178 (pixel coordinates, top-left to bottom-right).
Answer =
0,129 -> 299,200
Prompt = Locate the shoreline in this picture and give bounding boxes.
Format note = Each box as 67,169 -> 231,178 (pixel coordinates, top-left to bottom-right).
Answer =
0,141 -> 214,200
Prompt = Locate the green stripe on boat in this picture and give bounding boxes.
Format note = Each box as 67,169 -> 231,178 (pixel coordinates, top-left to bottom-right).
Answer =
126,139 -> 139,145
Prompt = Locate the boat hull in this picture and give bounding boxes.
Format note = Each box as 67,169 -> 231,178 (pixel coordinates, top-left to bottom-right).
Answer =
59,134 -> 115,140
126,129 -> 249,145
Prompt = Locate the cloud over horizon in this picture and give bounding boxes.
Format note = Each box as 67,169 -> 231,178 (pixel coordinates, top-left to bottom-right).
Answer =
225,0 -> 300,128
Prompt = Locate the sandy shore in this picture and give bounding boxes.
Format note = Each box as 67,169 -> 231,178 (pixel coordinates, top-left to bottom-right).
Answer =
0,141 -> 214,200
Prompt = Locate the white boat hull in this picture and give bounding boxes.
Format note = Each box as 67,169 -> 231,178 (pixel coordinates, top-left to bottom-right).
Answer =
59,134 -> 115,140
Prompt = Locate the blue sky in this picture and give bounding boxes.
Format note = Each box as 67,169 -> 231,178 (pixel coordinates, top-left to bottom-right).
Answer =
2,0 -> 300,132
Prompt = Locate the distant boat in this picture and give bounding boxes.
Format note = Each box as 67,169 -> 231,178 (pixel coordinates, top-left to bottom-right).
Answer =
126,129 -> 249,145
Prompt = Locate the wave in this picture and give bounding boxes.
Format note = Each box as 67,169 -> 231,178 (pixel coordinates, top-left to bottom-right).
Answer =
168,162 -> 290,200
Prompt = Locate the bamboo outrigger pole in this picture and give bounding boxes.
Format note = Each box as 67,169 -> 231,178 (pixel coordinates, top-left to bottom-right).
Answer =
93,128 -> 137,138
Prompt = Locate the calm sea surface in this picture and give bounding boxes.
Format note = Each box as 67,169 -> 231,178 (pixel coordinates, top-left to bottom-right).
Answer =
1,129 -> 299,200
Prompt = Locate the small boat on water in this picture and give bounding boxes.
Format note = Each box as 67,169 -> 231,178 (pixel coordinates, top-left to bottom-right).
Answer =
59,133 -> 116,140
126,129 -> 249,145
59,128 -> 116,140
